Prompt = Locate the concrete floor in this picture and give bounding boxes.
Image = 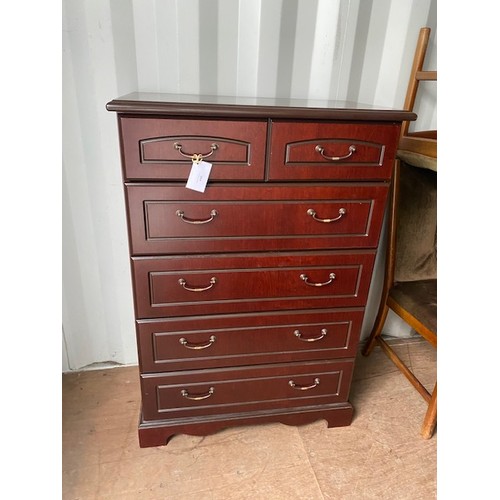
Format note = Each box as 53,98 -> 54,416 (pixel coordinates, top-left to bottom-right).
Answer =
62,339 -> 436,499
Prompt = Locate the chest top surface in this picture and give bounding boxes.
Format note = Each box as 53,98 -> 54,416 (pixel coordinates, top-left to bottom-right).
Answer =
106,92 -> 416,122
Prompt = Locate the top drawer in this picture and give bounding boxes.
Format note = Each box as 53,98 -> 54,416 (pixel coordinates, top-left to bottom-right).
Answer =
119,117 -> 267,181
269,121 -> 400,181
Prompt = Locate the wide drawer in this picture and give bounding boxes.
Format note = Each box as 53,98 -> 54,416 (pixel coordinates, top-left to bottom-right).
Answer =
269,121 -> 400,180
140,359 -> 354,421
126,183 -> 389,254
137,308 -> 365,372
132,251 -> 376,318
119,117 -> 267,180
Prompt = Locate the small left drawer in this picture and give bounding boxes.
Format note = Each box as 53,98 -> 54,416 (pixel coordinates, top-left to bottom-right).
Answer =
119,117 -> 267,181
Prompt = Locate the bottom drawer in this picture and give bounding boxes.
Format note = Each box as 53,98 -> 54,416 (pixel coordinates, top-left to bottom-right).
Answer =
141,359 -> 353,421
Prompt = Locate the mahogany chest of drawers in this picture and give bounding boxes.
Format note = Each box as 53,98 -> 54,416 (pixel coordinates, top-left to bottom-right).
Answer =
106,93 -> 415,447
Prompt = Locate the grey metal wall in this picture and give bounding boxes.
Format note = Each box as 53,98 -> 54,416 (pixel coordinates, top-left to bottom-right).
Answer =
62,0 -> 437,370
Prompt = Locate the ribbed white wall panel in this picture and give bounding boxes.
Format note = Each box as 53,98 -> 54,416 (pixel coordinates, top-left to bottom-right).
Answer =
62,0 -> 437,370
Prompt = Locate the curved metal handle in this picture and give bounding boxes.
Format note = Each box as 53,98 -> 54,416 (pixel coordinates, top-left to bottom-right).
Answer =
179,335 -> 216,350
288,378 -> 320,390
294,328 -> 327,342
178,277 -> 217,292
315,144 -> 356,161
300,273 -> 336,287
181,387 -> 214,401
173,142 -> 218,162
176,209 -> 218,224
307,207 -> 346,223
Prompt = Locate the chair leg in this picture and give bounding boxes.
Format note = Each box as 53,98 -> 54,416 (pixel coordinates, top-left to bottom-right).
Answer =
421,383 -> 437,439
362,303 -> 389,356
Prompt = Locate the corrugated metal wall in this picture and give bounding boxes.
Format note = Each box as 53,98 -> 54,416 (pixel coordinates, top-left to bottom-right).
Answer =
62,0 -> 437,371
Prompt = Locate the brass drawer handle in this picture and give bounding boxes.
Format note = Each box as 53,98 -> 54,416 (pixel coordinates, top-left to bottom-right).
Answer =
289,378 -> 320,390
176,209 -> 218,224
178,277 -> 217,292
179,335 -> 216,350
300,273 -> 336,287
181,387 -> 215,401
307,207 -> 346,223
173,142 -> 218,163
294,328 -> 327,342
315,144 -> 356,161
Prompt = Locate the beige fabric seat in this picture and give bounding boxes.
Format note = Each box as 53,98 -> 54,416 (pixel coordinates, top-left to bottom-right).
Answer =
389,280 -> 437,336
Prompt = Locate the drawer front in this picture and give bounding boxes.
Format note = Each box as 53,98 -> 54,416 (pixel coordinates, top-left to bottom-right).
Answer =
140,359 -> 354,421
269,121 -> 400,180
132,251 -> 376,318
126,184 -> 389,254
119,117 -> 267,180
137,308 -> 365,372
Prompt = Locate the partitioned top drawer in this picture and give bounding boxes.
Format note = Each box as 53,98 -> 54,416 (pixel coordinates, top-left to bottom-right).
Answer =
268,121 -> 400,181
119,117 -> 267,181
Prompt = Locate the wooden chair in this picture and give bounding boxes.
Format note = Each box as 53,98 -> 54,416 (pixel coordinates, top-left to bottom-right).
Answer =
362,27 -> 437,439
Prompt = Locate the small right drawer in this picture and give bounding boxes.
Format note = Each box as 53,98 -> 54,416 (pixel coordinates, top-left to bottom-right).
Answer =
268,121 -> 400,181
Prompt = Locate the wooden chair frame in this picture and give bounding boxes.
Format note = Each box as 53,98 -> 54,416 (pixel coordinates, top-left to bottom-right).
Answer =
399,27 -> 437,159
362,27 -> 437,439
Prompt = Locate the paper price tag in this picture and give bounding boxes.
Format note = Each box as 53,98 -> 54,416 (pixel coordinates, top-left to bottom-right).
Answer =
186,160 -> 212,193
